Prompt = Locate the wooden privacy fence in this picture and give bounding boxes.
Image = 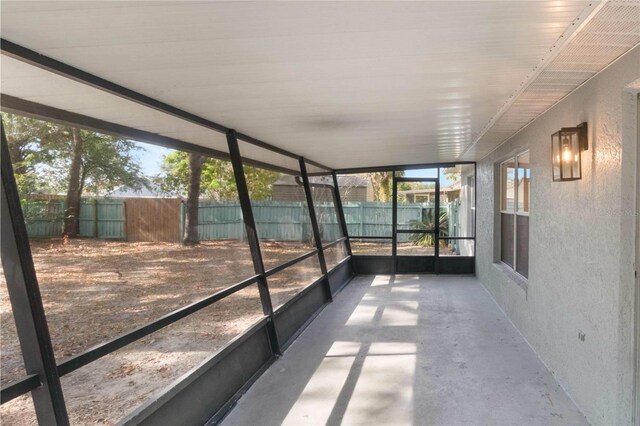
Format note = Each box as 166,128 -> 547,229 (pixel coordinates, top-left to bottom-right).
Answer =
183,201 -> 343,243
24,199 -> 461,243
126,198 -> 181,242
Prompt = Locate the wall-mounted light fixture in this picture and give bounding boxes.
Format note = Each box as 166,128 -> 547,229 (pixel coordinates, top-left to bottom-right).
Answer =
552,122 -> 588,181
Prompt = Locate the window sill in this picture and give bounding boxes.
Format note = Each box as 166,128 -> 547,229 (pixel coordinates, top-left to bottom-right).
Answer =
492,262 -> 528,295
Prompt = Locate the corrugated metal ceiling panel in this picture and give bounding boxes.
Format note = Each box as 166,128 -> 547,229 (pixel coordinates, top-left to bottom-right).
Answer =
1,1 -> 637,168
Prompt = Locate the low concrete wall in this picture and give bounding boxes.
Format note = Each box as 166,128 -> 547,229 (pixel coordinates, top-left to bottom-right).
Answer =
476,46 -> 639,425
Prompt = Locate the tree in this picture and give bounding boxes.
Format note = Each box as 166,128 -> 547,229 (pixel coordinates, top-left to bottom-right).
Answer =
363,171 -> 407,202
52,130 -> 145,236
2,113 -> 145,237
368,172 -> 393,202
157,152 -> 279,244
157,152 -> 279,201
2,113 -> 69,197
183,153 -> 204,244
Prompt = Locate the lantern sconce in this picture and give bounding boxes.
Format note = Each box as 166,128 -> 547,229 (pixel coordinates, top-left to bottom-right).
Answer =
552,122 -> 588,181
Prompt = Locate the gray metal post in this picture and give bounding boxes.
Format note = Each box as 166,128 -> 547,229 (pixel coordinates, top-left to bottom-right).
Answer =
226,130 -> 281,355
299,159 -> 332,302
392,172 -> 398,274
0,122 -> 69,425
331,171 -> 352,256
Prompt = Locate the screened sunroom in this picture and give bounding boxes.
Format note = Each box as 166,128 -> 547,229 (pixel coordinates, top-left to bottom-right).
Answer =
1,2 -> 639,426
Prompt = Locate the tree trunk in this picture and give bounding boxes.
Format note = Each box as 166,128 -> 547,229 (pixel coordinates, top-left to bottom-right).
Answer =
7,140 -> 28,175
183,153 -> 204,245
370,172 -> 392,202
63,129 -> 84,237
378,173 -> 391,202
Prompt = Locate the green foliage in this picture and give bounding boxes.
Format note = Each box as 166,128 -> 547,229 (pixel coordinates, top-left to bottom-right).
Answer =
366,171 -> 406,202
157,151 -> 279,200
2,113 -> 70,196
76,134 -> 145,195
2,112 -> 146,197
408,208 -> 449,247
21,200 -> 64,227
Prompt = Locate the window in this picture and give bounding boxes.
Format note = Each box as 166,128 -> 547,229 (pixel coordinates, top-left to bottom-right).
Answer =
500,151 -> 530,277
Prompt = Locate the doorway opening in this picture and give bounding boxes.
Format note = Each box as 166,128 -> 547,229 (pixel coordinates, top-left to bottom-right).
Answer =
344,163 -> 476,275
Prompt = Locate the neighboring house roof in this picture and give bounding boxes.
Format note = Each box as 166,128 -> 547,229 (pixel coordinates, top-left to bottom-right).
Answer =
274,174 -> 368,187
106,181 -> 181,198
398,182 -> 461,195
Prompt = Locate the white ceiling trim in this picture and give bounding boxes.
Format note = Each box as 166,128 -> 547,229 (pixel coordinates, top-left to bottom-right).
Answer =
464,0 -> 640,161
461,0 -> 605,159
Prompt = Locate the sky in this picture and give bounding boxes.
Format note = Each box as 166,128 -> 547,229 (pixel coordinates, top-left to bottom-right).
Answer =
134,143 -> 174,176
133,141 -> 457,187
405,168 -> 455,187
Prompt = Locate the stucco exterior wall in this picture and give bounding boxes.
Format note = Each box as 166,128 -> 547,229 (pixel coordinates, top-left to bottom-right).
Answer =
476,46 -> 639,425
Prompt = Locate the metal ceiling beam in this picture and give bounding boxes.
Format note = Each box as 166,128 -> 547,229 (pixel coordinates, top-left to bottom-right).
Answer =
335,161 -> 475,175
0,94 -> 301,176
0,39 -> 333,171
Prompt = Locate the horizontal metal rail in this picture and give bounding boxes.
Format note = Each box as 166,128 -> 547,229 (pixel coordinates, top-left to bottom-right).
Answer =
0,95 -> 302,177
322,236 -> 347,250
264,249 -> 319,277
396,229 -> 436,234
0,40 -> 332,172
56,275 -> 259,377
440,236 -> 476,240
395,177 -> 438,183
335,161 -> 475,175
349,235 -> 393,240
327,255 -> 352,274
273,275 -> 326,315
0,374 -> 41,404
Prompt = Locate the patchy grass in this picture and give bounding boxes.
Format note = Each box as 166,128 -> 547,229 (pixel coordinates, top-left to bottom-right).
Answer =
1,238 -> 320,425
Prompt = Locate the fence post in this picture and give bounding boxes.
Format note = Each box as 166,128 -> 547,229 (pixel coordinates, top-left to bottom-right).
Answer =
179,201 -> 185,243
299,202 -> 305,242
237,202 -> 244,241
0,122 -> 69,424
122,200 -> 127,242
226,130 -> 281,355
93,199 -> 99,238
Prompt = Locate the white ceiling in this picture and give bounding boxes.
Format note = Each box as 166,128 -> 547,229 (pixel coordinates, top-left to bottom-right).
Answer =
1,1 -> 637,169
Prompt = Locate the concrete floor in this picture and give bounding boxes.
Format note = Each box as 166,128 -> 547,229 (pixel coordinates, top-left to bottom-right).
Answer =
221,275 -> 587,426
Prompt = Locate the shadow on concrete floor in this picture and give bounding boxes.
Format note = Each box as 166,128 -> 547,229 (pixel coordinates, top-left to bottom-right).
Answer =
221,275 -> 587,426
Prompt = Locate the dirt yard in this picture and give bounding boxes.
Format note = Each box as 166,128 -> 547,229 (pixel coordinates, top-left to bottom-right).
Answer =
351,241 -> 456,256
1,238 -> 322,425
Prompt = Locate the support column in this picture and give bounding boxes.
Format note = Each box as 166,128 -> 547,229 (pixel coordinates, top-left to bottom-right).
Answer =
0,123 -> 69,424
392,172 -> 398,274
299,159 -> 332,302
435,178 -> 441,274
226,130 -> 281,355
331,171 -> 352,257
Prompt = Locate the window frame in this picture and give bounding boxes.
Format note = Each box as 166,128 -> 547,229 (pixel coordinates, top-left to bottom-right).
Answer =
499,150 -> 530,278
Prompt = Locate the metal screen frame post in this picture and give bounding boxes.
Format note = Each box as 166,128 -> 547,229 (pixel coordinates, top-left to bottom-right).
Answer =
299,159 -> 332,302
0,123 -> 69,424
435,176 -> 441,274
392,172 -> 398,274
331,171 -> 352,257
226,130 -> 281,355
